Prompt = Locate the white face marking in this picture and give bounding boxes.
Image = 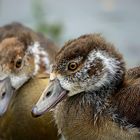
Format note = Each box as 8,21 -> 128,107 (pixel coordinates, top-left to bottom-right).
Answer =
57,50 -> 124,96
88,51 -> 122,89
57,74 -> 83,96
95,51 -> 120,75
27,42 -> 50,75
10,74 -> 30,89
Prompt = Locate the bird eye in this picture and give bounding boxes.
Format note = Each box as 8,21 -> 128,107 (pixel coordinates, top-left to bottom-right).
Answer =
68,62 -> 78,71
15,58 -> 22,69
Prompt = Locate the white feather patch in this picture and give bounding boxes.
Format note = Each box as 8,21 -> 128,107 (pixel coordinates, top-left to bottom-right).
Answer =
27,42 -> 50,75
87,50 -> 122,89
10,74 -> 30,89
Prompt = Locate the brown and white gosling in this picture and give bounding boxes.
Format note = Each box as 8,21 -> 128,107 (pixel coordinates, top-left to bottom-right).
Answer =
0,23 -> 59,140
0,22 -> 57,115
32,34 -> 140,140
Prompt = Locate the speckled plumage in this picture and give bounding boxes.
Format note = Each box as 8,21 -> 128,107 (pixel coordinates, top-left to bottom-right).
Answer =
54,35 -> 140,140
33,34 -> 140,140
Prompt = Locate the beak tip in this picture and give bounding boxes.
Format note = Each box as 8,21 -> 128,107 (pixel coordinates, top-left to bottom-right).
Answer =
31,106 -> 42,118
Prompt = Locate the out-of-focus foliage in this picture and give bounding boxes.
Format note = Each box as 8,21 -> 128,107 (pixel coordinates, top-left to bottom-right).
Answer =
31,0 -> 63,42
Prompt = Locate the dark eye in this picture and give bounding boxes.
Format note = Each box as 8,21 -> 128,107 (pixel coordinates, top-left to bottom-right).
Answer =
15,59 -> 22,69
68,62 -> 78,71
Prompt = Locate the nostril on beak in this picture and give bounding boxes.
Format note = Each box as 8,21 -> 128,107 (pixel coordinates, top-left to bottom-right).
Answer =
46,91 -> 52,97
31,106 -> 42,118
1,92 -> 6,99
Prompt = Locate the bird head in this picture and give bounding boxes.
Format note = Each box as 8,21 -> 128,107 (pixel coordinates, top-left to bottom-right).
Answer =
32,34 -> 125,117
0,37 -> 35,89
0,37 -> 50,116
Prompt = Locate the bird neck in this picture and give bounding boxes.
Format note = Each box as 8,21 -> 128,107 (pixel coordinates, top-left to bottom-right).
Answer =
66,80 -> 123,122
85,86 -> 115,114
27,42 -> 50,75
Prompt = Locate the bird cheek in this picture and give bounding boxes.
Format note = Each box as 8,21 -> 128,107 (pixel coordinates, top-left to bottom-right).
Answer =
67,87 -> 83,96
24,57 -> 35,75
58,79 -> 70,91
59,81 -> 80,96
2,63 -> 12,73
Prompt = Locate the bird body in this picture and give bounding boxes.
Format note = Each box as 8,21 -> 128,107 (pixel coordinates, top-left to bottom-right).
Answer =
33,34 -> 140,140
114,66 -> 140,128
54,67 -> 140,140
54,95 -> 140,140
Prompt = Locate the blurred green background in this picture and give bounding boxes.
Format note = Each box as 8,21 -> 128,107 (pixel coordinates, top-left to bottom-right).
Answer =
0,0 -> 140,68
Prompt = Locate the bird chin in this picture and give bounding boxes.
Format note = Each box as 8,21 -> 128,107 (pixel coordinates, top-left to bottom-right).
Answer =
32,79 -> 68,117
67,91 -> 81,96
